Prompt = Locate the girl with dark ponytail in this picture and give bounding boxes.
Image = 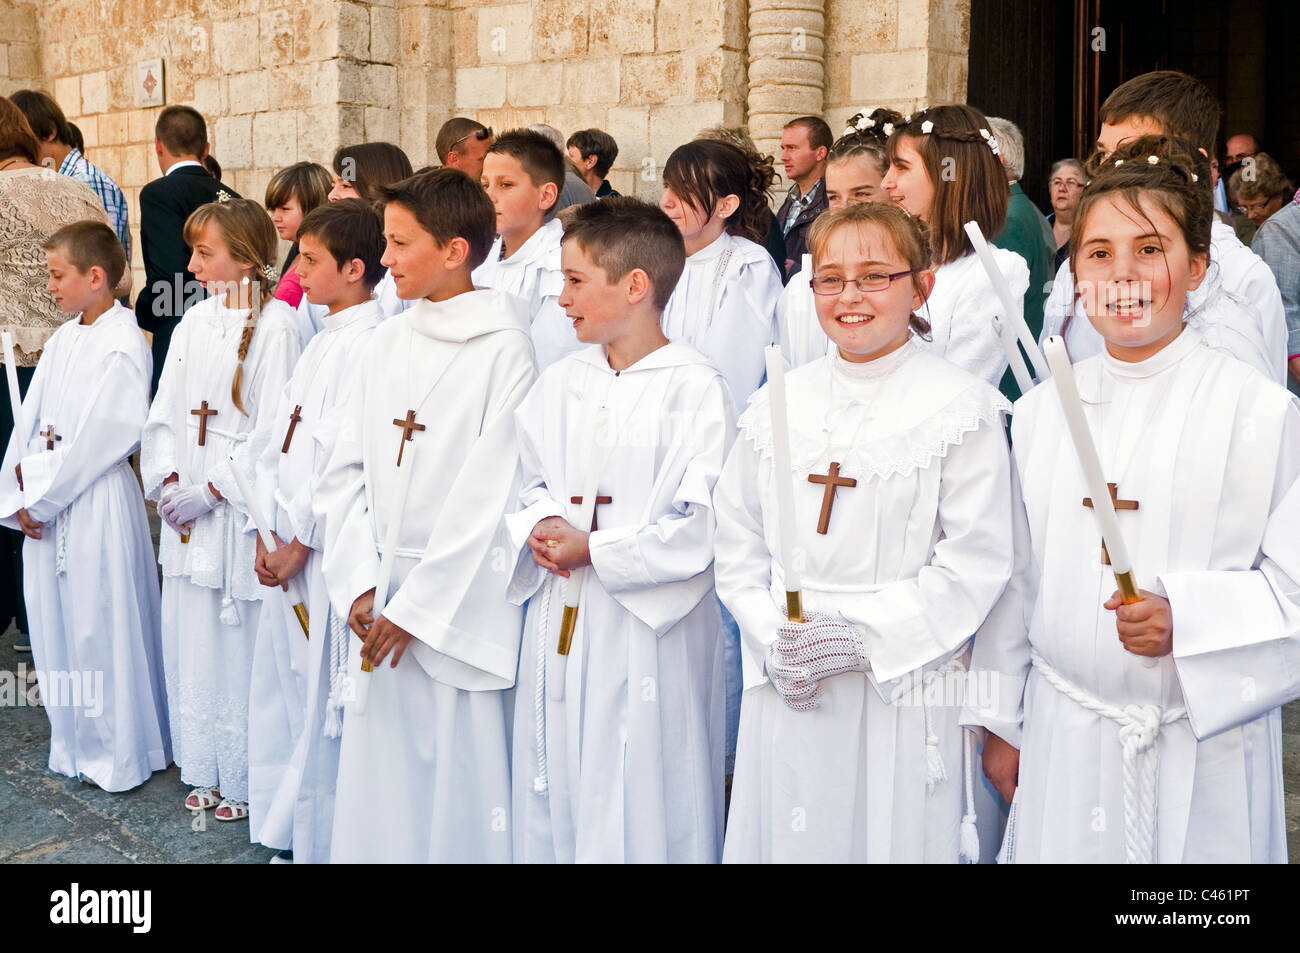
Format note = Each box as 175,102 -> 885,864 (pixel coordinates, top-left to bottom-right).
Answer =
140,196 -> 304,824
659,138 -> 784,409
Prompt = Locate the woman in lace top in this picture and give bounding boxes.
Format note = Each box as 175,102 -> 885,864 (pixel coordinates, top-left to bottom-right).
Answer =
0,96 -> 114,367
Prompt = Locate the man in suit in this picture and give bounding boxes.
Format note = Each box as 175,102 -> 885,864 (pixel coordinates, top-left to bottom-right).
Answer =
776,116 -> 831,282
136,105 -> 238,393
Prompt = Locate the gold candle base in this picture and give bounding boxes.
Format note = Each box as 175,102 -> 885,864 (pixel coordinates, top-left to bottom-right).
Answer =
785,590 -> 804,624
292,603 -> 310,639
180,530 -> 190,544
361,659 -> 373,673
1114,569 -> 1141,605
557,604 -> 579,655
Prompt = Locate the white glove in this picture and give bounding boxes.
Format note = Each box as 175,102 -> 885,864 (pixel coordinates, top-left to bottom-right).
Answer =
766,635 -> 822,712
160,482 -> 219,530
774,611 -> 869,683
158,483 -> 186,535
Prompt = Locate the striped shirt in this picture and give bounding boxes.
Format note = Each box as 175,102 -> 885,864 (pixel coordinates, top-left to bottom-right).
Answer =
58,148 -> 131,263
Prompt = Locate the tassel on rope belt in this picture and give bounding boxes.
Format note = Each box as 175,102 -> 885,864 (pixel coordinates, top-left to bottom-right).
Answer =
1029,649 -> 1186,864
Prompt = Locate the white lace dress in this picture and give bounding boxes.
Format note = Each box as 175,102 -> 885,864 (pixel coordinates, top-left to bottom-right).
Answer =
714,339 -> 1015,862
140,294 -> 302,801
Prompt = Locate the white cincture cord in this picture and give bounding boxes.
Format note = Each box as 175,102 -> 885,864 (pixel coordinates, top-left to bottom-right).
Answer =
532,577 -> 553,795
1030,649 -> 1185,864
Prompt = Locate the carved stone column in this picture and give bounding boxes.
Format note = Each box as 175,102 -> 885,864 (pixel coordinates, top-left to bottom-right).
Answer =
747,0 -> 826,161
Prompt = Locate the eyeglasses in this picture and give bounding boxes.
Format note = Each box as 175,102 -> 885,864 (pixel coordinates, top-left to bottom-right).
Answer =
449,127 -> 493,152
1240,197 -> 1279,215
811,270 -> 914,295
1049,177 -> 1086,189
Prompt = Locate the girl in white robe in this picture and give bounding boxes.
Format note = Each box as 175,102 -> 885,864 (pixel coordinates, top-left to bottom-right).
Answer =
0,226 -> 169,792
965,136 -> 1300,863
141,199 -> 303,821
716,201 -> 1014,863
780,108 -> 901,369
881,105 -> 1030,387
659,139 -> 784,410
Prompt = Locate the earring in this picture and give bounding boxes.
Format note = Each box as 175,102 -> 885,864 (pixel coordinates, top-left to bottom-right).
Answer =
241,275 -> 250,285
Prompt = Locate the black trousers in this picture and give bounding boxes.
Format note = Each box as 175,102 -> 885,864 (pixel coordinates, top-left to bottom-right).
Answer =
0,363 -> 35,634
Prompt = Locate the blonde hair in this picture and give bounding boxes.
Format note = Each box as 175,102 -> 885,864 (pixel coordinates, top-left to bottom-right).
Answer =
806,201 -> 934,337
183,198 -> 278,415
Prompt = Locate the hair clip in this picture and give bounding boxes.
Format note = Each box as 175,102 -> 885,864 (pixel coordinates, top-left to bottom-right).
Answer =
882,122 -> 895,137
857,115 -> 876,131
216,190 -> 234,204
978,128 -> 1001,157
262,264 -> 278,282
920,120 -> 934,135
1190,172 -> 1199,183
1147,155 -> 1159,165
1113,158 -> 1124,167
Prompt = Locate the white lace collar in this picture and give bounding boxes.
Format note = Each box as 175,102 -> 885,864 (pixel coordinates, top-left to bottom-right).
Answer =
740,348 -> 1010,479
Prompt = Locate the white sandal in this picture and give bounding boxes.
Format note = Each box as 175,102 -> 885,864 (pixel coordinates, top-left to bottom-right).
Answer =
214,799 -> 249,822
185,787 -> 221,811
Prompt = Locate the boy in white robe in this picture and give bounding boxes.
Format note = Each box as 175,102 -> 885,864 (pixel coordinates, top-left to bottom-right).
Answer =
1040,70 -> 1287,382
715,202 -> 1014,863
473,130 -> 575,370
246,200 -> 384,862
507,198 -> 735,863
141,199 -> 303,821
0,222 -> 169,792
966,137 -> 1300,863
316,169 -> 536,864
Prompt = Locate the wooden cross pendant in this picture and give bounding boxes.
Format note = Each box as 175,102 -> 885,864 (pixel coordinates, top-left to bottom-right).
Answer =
281,405 -> 303,454
1082,482 -> 1139,565
570,495 -> 612,532
39,424 -> 60,451
191,401 -> 217,447
392,410 -> 425,467
807,461 -> 857,535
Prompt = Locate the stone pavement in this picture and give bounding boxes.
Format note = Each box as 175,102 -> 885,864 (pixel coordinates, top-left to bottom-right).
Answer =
2,613 -> 1296,863
0,624 -> 273,864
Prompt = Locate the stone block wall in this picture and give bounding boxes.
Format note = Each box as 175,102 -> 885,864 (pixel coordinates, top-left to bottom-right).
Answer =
455,0 -> 748,199
27,0 -> 405,293
14,0 -> 971,289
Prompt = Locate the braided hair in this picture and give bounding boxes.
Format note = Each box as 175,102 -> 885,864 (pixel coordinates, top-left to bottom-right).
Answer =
182,198 -> 279,415
831,107 -> 905,177
663,139 -> 775,246
886,103 -> 1008,266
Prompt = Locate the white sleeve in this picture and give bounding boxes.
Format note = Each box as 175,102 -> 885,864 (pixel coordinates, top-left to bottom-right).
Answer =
1164,403 -> 1300,740
19,348 -> 150,525
1040,258 -> 1075,346
947,252 -> 1029,387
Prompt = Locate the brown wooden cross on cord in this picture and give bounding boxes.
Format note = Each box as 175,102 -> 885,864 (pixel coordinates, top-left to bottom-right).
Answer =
1082,482 -> 1139,565
807,461 -> 857,535
570,495 -> 612,532
40,425 -> 60,451
281,405 -> 303,454
393,410 -> 425,466
191,401 -> 217,447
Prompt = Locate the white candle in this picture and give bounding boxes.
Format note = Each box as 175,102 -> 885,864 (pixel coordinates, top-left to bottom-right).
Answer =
1043,336 -> 1134,574
227,455 -> 309,635
764,345 -> 803,593
964,220 -> 1049,382
2,331 -> 25,445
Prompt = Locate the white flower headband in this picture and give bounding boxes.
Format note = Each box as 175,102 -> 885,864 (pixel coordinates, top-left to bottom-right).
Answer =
904,110 -> 1001,158
1112,154 -> 1199,183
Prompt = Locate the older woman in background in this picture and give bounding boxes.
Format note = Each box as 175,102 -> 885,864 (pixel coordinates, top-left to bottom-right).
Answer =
0,95 -> 116,650
1046,157 -> 1087,269
1231,152 -> 1294,230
